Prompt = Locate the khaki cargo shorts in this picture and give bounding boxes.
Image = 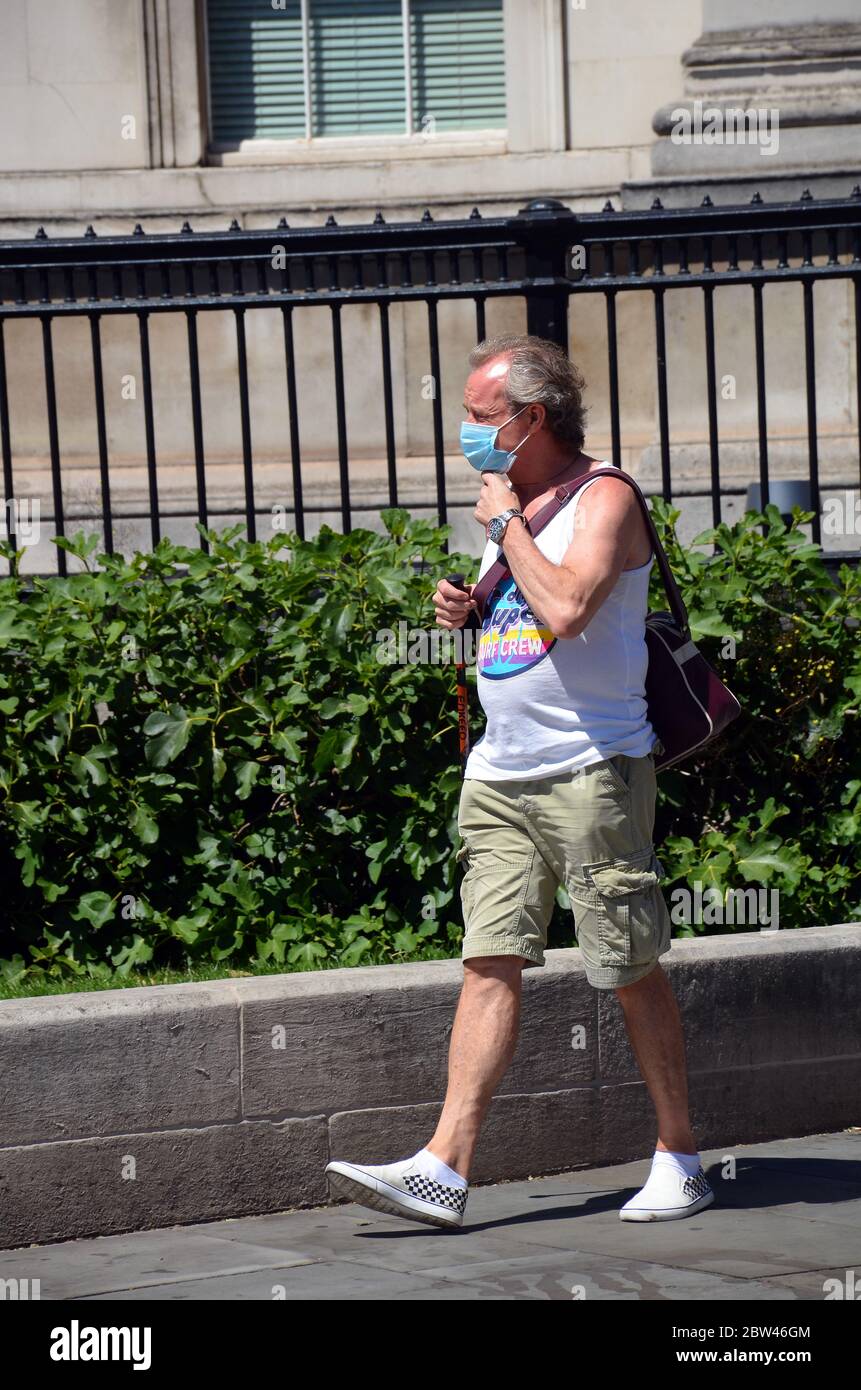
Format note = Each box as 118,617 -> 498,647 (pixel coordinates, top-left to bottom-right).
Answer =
455,752 -> 672,989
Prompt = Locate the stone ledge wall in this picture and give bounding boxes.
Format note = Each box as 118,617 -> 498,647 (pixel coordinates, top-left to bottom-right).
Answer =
1,922 -> 858,1248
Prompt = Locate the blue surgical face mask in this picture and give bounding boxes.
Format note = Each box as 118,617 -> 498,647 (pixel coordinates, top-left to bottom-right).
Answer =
460,404 -> 531,472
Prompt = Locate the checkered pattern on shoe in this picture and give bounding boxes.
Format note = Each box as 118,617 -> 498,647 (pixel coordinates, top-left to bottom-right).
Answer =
682,1167 -> 711,1199
403,1172 -> 468,1214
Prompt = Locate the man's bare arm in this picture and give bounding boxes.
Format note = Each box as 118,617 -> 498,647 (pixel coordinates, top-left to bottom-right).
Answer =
501,477 -> 644,639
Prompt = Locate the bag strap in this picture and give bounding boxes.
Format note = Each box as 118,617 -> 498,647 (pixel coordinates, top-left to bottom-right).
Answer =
469,479 -> 585,616
470,466 -> 690,637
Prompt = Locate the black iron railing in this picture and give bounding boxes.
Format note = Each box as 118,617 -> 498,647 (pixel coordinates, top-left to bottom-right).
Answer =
1,189 -> 860,574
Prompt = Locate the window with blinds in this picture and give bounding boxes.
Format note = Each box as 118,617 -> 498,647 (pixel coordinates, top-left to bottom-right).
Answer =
205,0 -> 506,144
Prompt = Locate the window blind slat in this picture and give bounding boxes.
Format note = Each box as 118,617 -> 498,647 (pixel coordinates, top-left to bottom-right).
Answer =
208,0 -> 304,140
410,0 -> 505,131
206,0 -> 505,142
308,0 -> 404,135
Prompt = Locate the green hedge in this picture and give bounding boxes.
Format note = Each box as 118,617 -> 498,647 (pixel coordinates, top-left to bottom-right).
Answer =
0,501 -> 858,985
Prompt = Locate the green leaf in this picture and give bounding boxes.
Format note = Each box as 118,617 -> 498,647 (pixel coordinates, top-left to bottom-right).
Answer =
687,610 -> 741,641
287,941 -> 328,966
0,611 -> 29,644
736,838 -> 805,888
70,744 -> 117,787
131,803 -> 159,844
144,707 -> 196,767
212,746 -> 227,786
333,603 -> 356,645
339,935 -> 372,966
312,728 -> 341,775
71,891 -> 115,929
235,760 -> 260,800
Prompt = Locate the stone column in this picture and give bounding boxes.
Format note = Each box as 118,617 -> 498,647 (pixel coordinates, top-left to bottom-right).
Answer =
650,0 -> 861,190
142,0 -> 206,168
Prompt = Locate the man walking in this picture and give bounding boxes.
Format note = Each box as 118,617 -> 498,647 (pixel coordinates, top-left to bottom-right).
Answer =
326,334 -> 714,1228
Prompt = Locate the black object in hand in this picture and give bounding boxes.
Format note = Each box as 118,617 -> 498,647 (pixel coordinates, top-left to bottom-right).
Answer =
444,573 -> 479,630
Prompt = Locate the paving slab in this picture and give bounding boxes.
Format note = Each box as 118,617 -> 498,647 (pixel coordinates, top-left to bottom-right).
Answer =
3,1129 -> 859,1301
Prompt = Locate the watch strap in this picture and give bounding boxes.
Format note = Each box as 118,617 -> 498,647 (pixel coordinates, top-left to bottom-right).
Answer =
487,507 -> 524,539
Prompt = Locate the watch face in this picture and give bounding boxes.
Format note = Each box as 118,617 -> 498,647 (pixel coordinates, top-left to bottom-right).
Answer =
488,510 -> 520,543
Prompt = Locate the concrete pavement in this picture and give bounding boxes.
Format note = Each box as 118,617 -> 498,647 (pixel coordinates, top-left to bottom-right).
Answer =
5,1129 -> 859,1301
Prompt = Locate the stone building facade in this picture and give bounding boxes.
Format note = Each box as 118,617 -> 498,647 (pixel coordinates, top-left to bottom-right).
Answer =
0,0 -> 859,559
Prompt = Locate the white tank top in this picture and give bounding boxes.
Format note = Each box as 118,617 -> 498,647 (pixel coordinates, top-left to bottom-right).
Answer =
464,470 -> 658,781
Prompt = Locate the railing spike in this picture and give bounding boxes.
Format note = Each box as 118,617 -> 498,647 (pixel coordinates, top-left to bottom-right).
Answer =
800,188 -> 813,201
84,224 -> 97,238
181,220 -> 194,233
325,214 -> 338,226
373,209 -> 386,223
701,194 -> 713,207
751,191 -> 763,204
35,225 -> 48,239
651,197 -> 663,210
229,218 -> 241,231
133,223 -> 146,235
277,216 -> 290,229
602,200 -> 615,213
469,207 -> 482,219
421,208 -> 433,222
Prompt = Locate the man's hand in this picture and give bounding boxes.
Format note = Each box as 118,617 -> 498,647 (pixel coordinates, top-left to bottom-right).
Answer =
433,578 -> 478,630
474,471 -> 521,530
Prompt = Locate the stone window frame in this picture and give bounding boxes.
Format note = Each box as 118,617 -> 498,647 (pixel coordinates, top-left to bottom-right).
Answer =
143,0 -> 568,168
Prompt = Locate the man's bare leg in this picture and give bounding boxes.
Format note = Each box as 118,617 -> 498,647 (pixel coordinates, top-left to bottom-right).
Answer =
614,962 -> 697,1154
424,956 -> 526,1181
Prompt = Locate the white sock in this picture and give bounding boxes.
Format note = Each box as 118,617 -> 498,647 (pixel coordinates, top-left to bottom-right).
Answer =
652,1148 -> 701,1179
411,1147 -> 468,1188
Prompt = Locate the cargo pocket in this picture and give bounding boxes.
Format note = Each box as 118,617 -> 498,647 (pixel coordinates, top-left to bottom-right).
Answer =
461,847 -> 536,936
584,846 -> 669,967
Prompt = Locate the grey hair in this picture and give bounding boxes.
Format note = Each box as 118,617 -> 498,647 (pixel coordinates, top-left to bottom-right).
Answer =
467,334 -> 588,450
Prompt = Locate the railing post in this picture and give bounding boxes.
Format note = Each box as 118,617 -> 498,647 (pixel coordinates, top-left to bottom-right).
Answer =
513,198 -> 577,350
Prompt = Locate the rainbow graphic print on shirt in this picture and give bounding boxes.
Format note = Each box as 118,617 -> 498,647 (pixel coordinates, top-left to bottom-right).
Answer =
478,575 -> 557,680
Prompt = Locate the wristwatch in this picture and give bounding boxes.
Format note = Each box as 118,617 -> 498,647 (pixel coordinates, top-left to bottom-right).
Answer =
486,508 -> 526,544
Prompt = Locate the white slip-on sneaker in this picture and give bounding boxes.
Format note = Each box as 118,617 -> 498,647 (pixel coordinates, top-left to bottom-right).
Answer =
619,1163 -> 715,1222
325,1155 -> 468,1229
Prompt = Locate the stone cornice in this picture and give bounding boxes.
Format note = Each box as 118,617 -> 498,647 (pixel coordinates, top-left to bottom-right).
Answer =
681,22 -> 861,69
653,19 -> 861,142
